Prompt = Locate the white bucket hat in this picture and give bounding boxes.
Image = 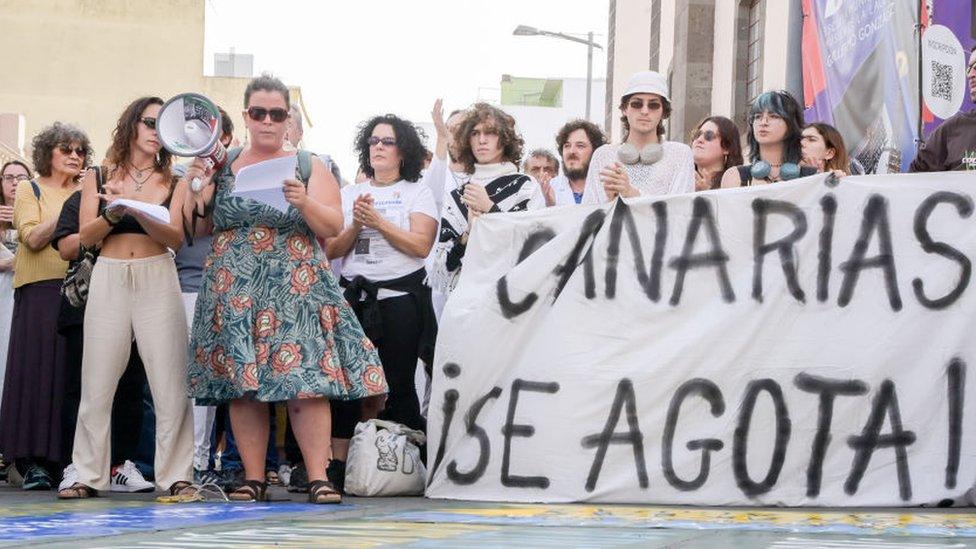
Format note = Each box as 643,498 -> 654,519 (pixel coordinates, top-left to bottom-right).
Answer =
622,70 -> 670,102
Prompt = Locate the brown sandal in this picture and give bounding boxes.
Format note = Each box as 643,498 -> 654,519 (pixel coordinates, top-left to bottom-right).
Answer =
58,483 -> 97,499
229,479 -> 267,502
168,481 -> 198,497
308,479 -> 341,504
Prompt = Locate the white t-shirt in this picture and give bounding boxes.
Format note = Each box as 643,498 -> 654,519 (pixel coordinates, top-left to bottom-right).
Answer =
340,179 -> 438,299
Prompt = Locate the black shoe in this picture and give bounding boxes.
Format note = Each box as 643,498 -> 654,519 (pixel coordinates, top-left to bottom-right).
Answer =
287,463 -> 308,493
326,459 -> 346,495
22,464 -> 52,491
218,468 -> 245,491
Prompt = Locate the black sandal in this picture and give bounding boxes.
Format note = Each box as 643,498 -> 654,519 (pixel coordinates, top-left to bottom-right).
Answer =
58,483 -> 97,499
308,479 -> 341,504
229,479 -> 267,502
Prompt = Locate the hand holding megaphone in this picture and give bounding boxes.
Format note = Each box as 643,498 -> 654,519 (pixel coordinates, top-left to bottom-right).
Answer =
157,93 -> 227,193
183,158 -> 213,192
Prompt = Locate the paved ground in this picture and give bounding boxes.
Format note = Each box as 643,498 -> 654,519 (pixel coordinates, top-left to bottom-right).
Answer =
1,486 -> 975,547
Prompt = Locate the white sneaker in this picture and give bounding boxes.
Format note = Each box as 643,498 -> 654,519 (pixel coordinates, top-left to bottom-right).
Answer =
110,460 -> 154,493
58,463 -> 78,491
278,464 -> 292,487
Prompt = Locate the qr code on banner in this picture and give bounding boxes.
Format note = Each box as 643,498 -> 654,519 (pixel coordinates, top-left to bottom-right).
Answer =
931,61 -> 953,102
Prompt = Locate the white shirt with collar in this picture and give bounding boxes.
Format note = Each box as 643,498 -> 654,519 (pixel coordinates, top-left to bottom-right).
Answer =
548,174 -> 585,206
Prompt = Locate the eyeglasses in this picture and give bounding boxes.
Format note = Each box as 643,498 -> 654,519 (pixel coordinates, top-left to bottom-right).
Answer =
751,112 -> 783,124
628,99 -> 663,111
57,144 -> 88,157
247,107 -> 289,123
368,136 -> 397,147
692,129 -> 718,142
1,174 -> 28,183
140,117 -> 157,130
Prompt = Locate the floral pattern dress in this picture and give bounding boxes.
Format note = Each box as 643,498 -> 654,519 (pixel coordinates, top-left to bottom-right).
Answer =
186,152 -> 387,405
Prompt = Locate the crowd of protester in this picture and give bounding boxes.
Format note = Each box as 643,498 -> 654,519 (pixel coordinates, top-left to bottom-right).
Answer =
0,64 -> 968,503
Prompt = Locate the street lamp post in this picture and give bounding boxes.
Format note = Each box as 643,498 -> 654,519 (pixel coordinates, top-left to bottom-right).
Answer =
513,25 -> 603,121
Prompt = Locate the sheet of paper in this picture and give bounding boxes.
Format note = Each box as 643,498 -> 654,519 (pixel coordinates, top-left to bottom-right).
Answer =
230,155 -> 297,213
106,199 -> 171,224
0,243 -> 12,261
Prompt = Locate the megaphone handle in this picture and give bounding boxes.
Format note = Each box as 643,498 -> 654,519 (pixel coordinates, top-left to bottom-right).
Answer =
191,177 -> 204,192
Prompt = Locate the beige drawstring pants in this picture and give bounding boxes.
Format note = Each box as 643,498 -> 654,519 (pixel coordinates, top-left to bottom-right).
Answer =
72,253 -> 193,491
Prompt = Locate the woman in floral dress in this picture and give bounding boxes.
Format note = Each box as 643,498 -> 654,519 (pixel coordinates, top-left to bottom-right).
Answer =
183,75 -> 386,504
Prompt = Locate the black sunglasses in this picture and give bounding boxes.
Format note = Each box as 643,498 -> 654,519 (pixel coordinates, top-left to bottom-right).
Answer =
368,136 -> 397,147
140,117 -> 157,130
247,107 -> 289,123
58,144 -> 88,157
628,99 -> 663,111
692,129 -> 718,142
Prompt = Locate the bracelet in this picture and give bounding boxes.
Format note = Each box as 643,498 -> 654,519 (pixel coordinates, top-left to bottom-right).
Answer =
101,209 -> 121,226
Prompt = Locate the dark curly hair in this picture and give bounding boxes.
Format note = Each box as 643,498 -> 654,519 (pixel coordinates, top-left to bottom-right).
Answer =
452,103 -> 524,174
746,90 -> 805,165
554,118 -> 607,168
354,114 -> 426,183
619,94 -> 672,140
104,96 -> 172,179
31,122 -> 91,178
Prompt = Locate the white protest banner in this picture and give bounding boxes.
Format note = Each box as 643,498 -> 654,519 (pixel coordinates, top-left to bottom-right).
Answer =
426,172 -> 976,507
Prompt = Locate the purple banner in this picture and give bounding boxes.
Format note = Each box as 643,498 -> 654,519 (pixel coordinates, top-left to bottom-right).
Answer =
803,0 -> 920,173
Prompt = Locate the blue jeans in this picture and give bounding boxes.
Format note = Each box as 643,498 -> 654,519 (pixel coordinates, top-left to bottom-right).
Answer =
213,404 -> 279,472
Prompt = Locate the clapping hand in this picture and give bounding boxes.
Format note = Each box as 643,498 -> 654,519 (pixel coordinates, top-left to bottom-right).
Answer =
432,99 -> 448,140
0,205 -> 13,224
352,193 -> 383,229
538,172 -> 556,207
461,183 -> 492,213
600,161 -> 638,199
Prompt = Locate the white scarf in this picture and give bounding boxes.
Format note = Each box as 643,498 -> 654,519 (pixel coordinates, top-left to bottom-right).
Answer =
430,162 -> 536,292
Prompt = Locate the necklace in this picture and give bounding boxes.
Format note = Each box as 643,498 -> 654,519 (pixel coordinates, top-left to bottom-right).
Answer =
128,163 -> 153,192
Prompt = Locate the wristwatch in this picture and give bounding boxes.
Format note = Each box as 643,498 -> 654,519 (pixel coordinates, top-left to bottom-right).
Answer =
101,208 -> 121,226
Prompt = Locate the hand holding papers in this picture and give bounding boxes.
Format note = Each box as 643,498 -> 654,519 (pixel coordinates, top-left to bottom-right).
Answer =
230,155 -> 298,213
106,199 -> 171,224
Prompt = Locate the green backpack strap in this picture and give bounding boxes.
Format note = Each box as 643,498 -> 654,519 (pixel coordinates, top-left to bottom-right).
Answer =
296,149 -> 313,185
223,147 -> 245,177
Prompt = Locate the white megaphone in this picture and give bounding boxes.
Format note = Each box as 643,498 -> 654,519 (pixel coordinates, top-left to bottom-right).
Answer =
157,93 -> 227,192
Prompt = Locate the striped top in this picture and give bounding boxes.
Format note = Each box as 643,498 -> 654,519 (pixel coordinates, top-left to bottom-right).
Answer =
12,180 -> 78,288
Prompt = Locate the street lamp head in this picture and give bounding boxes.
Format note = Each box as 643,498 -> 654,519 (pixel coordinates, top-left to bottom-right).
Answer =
513,25 -> 540,36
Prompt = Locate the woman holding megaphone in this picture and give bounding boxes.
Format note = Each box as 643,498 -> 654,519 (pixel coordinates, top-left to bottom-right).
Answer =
182,75 -> 385,504
59,96 -> 195,499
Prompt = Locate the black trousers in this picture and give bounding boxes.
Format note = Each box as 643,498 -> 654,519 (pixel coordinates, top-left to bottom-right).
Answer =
331,294 -> 426,439
60,326 -> 146,468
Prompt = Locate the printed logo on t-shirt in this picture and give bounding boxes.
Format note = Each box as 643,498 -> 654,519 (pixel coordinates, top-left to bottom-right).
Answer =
354,237 -> 370,255
962,150 -> 976,171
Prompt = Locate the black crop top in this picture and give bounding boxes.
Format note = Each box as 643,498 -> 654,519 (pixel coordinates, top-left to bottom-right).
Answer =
106,190 -> 173,236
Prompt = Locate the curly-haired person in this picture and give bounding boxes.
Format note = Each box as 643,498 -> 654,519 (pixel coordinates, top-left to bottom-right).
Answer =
0,122 -> 89,491
324,114 -> 438,491
549,119 -> 607,205
431,103 -> 545,291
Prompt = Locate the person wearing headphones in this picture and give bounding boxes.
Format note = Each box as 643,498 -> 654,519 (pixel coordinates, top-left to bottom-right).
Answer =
581,70 -> 694,204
